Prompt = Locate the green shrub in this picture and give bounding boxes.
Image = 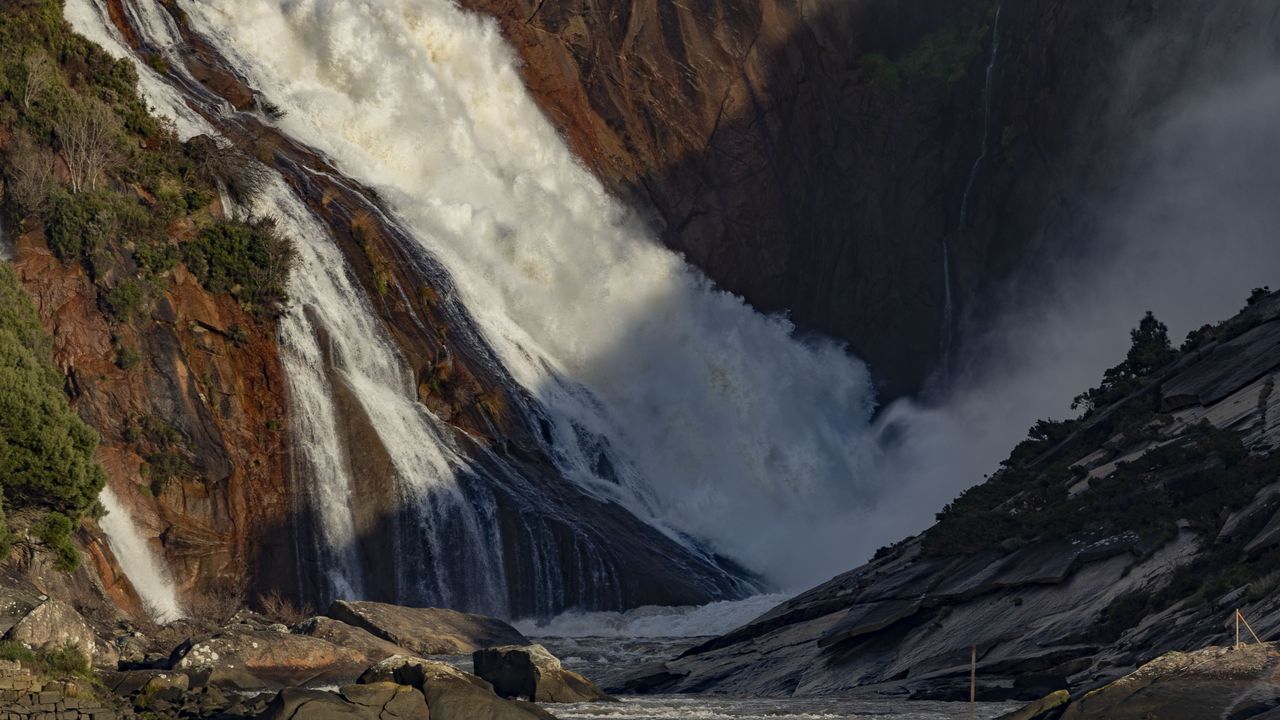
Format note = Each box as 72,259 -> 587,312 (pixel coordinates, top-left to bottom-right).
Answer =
0,640 -> 90,680
44,188 -> 116,262
0,264 -> 106,516
184,219 -> 296,314
116,344 -> 141,371
104,278 -> 144,321
31,512 -> 79,572
144,450 -> 186,496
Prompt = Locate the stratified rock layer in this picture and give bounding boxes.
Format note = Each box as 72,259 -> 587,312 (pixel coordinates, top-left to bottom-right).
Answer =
627,293 -> 1280,701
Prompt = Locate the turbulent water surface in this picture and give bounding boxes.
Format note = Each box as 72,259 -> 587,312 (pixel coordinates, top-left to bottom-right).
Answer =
550,698 -> 1016,720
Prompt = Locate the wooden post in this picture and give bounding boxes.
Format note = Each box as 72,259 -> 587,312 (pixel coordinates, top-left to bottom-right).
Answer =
969,644 -> 977,720
1236,609 -> 1241,649
1240,610 -> 1263,644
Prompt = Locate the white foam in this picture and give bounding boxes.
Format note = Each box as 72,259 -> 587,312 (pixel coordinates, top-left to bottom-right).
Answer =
172,0 -> 881,590
514,593 -> 791,639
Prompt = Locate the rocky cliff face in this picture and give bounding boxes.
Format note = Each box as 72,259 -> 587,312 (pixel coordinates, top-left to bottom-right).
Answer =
7,219 -> 290,605
628,292 -> 1280,700
458,0 -> 1280,399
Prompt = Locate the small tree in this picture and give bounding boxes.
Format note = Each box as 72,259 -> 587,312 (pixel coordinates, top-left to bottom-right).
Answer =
2,131 -> 57,216
1073,311 -> 1176,413
19,51 -> 54,112
1124,311 -> 1176,376
56,99 -> 121,193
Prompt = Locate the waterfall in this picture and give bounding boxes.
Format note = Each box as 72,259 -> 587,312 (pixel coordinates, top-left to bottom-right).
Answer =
168,0 -> 885,590
65,0 -> 895,607
942,4 -> 1005,387
97,488 -> 185,622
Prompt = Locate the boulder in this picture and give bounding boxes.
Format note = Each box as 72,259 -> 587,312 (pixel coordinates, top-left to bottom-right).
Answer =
473,644 -> 615,703
998,690 -> 1070,720
5,599 -> 117,667
258,684 -> 428,720
327,600 -> 528,655
294,616 -> 410,662
174,626 -> 378,688
358,655 -> 553,720
1057,643 -> 1280,719
357,655 -> 492,692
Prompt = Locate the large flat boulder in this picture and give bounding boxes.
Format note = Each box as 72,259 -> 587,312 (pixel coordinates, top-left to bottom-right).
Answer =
258,684 -> 428,720
473,644 -> 615,703
294,616 -> 410,662
174,626 -> 379,688
326,601 -> 528,655
357,655 -> 553,720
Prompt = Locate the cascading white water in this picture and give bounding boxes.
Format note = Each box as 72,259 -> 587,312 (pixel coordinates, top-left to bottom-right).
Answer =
169,0 -> 883,589
97,488 -> 185,622
70,0 -> 513,610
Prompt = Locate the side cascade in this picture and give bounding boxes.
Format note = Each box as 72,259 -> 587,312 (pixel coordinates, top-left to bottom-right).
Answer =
942,3 -> 1005,389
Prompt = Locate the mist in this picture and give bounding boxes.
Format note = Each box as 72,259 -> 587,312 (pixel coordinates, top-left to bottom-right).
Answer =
843,4 -> 1280,573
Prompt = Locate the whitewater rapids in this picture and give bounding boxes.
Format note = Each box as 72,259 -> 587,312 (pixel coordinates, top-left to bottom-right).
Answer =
163,0 -> 883,589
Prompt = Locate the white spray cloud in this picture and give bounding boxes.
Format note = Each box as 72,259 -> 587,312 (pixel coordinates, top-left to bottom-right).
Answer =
851,11 -> 1280,560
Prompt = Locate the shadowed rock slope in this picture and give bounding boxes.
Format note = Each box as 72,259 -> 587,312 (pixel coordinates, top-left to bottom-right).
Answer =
630,290 -> 1280,701
462,0 -> 1280,398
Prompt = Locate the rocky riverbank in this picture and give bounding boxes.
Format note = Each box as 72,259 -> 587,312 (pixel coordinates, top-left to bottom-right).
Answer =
1001,641 -> 1280,719
0,585 -> 615,719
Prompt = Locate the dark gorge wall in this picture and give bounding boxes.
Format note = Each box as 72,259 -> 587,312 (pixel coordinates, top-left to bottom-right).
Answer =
459,0 -> 1270,400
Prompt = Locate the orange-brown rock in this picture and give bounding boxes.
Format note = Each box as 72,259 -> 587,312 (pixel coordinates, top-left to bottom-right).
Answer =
11,228 -> 289,609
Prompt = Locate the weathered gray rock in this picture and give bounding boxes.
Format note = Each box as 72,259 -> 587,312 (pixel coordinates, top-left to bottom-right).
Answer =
294,616 -> 411,663
257,684 -> 429,720
1161,320 -> 1280,410
327,601 -> 528,656
357,655 -> 553,720
473,644 -> 614,703
174,626 -> 378,688
5,599 -> 117,667
1057,643 -> 1280,719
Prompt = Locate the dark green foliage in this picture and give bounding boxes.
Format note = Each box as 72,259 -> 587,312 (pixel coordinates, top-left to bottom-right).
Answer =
104,278 -> 144,322
116,344 -> 141,371
31,512 -> 79,571
1124,311 -> 1176,376
0,640 -> 90,680
1,0 -> 288,319
44,188 -> 116,262
1183,287 -> 1280,353
144,450 -> 186,496
855,3 -> 996,92
185,219 -> 296,315
1072,311 -> 1173,413
0,265 -> 105,519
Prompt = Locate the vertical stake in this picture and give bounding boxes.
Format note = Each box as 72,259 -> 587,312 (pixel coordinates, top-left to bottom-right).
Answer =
969,644 -> 977,719
1237,609 -> 1241,650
